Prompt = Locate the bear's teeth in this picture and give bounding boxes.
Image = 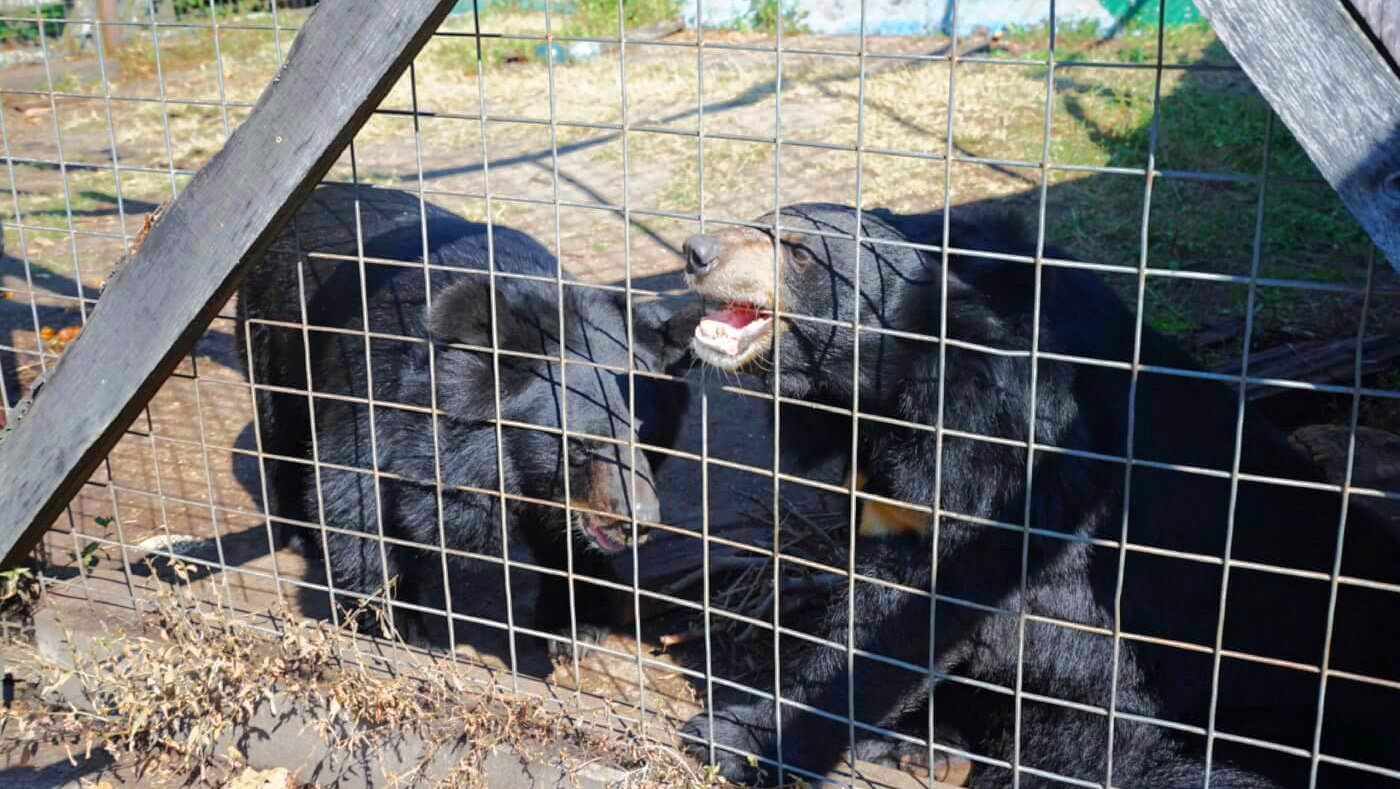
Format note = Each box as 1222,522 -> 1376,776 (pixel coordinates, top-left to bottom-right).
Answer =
698,318 -> 735,339
737,317 -> 769,343
696,315 -> 771,358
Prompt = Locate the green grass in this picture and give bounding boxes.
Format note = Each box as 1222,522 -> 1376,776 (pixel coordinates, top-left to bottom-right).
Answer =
25,16 -> 1393,361
564,0 -> 680,36
960,29 -> 1381,343
424,0 -> 680,73
1378,370 -> 1400,393
15,167 -> 118,219
737,0 -> 809,34
546,0 -> 808,33
938,27 -> 1375,322
421,35 -> 533,75
112,6 -> 306,80
1231,283 -> 1302,315
1144,288 -> 1200,337
991,18 -> 1219,67
0,2 -> 64,45
167,0 -> 271,19
48,71 -> 88,94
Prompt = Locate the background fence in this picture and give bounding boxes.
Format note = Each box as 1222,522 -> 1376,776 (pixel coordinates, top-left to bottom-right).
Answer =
0,1 -> 1397,787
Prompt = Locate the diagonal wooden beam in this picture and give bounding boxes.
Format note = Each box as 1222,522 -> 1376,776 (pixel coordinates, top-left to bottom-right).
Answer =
1347,1 -> 1399,74
1194,0 -> 1400,272
0,0 -> 459,565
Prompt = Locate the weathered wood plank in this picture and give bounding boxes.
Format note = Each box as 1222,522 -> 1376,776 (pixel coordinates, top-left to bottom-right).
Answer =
1213,335 -> 1400,401
1348,1 -> 1400,73
0,0 -> 459,566
1195,0 -> 1400,272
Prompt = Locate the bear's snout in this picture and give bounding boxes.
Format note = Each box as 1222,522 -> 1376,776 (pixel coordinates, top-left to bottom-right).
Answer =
589,448 -> 662,525
684,234 -> 724,277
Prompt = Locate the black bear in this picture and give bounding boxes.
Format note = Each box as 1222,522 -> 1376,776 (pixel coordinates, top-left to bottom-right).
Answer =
238,184 -> 691,663
677,203 -> 1398,788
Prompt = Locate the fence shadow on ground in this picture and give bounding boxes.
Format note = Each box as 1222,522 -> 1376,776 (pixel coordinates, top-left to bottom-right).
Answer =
27,40 -> 1397,772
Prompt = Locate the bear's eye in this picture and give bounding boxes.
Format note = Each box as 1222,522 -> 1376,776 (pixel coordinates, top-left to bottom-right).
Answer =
785,242 -> 814,268
566,440 -> 591,467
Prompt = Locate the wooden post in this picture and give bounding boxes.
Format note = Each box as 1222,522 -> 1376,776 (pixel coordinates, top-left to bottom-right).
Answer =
1193,0 -> 1400,272
96,0 -> 120,57
0,0 -> 459,566
1348,1 -> 1398,71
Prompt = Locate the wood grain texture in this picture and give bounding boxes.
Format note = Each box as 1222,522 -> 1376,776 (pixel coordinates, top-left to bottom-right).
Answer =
0,0 -> 459,565
1195,0 -> 1400,272
1349,0 -> 1400,72
1214,335 -> 1400,401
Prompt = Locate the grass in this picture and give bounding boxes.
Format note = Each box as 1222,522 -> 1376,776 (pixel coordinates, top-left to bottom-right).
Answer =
961,23 -> 1377,339
6,15 -> 1391,408
420,24 -> 535,77
36,16 -> 1385,309
2,16 -> 1398,780
735,0 -> 809,34
166,0 -> 271,19
111,12 -> 294,85
0,3 -> 65,46
564,0 -> 681,36
990,18 -> 1220,66
423,0 -> 807,75
421,0 -> 682,75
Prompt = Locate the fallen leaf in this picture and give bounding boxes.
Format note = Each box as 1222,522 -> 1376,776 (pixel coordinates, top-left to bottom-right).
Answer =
227,766 -> 294,789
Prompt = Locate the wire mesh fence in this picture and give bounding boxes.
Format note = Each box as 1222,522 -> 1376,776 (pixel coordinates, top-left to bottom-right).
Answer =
1,1 -> 1397,787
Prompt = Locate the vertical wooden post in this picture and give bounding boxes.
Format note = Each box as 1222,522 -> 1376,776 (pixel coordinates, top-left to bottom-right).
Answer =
96,0 -> 121,56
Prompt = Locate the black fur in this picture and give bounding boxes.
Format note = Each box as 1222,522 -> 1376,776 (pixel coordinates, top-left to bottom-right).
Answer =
238,184 -> 690,659
682,204 -> 1398,788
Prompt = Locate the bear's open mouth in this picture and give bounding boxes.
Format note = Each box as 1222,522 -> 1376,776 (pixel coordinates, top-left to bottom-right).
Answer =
692,301 -> 775,370
575,512 -> 630,554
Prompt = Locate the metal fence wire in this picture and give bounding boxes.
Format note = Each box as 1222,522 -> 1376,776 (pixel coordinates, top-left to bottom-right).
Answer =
1,1 -> 1398,787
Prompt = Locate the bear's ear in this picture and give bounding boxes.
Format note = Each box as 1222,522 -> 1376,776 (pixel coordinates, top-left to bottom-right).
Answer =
627,294 -> 700,375
427,277 -> 494,347
941,211 -> 1045,305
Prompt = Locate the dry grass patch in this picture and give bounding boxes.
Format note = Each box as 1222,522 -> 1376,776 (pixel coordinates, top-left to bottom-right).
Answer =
0,565 -> 728,788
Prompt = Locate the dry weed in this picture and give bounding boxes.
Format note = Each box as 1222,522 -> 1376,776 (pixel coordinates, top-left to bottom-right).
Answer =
0,560 -> 728,788
0,563 -> 42,635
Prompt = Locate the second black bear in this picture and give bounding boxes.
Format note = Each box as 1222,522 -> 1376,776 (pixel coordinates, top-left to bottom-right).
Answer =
678,204 -> 1398,788
238,184 -> 691,661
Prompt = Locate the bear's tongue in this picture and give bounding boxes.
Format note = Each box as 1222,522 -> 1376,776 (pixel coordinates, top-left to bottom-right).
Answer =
705,303 -> 762,328
695,302 -> 772,359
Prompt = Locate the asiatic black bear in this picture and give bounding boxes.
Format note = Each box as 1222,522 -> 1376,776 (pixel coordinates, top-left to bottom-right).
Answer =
678,204 -> 1398,788
238,184 -> 691,662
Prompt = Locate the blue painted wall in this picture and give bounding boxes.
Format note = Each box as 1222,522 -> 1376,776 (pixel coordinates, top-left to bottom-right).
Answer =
682,0 -> 1201,35
450,0 -> 1202,36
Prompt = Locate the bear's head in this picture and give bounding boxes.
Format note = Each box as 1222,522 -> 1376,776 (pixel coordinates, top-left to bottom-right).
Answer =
682,203 -> 963,407
426,273 -> 680,554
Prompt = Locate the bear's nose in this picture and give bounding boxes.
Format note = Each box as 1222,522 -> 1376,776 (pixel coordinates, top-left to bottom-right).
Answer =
683,234 -> 723,277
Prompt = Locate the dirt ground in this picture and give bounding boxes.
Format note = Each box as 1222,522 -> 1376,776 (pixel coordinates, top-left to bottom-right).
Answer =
2,7 -> 1400,786
3,11 -> 1396,374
